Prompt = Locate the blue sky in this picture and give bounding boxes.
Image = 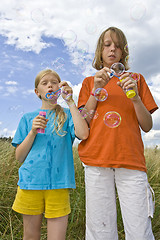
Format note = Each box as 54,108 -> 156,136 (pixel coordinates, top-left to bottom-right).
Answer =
0,0 -> 160,147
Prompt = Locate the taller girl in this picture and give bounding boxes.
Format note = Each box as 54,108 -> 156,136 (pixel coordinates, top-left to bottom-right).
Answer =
78,27 -> 158,239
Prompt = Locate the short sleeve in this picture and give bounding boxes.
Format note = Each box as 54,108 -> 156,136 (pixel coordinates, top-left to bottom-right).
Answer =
12,115 -> 28,147
67,109 -> 75,143
138,74 -> 158,114
78,77 -> 93,108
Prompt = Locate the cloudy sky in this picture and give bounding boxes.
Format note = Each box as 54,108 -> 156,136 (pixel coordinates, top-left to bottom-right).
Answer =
0,0 -> 159,147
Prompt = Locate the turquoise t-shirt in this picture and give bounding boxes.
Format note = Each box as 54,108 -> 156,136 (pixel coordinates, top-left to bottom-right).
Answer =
12,108 -> 76,190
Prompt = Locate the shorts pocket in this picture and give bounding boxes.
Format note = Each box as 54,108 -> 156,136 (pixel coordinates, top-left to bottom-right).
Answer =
147,183 -> 155,218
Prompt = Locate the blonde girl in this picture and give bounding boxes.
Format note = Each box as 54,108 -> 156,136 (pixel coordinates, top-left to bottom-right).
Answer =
12,69 -> 89,240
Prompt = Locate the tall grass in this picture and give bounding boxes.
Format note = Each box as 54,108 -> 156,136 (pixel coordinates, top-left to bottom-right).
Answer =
0,138 -> 160,239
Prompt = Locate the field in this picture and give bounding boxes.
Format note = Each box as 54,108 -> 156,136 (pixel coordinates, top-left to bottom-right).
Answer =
0,138 -> 160,239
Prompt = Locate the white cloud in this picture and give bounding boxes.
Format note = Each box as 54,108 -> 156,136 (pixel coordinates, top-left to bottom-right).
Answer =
5,80 -> 18,85
0,0 -> 159,56
6,86 -> 18,94
0,128 -> 15,138
22,89 -> 35,95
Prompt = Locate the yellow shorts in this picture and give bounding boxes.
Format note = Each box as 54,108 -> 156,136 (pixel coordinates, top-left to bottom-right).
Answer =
12,186 -> 71,218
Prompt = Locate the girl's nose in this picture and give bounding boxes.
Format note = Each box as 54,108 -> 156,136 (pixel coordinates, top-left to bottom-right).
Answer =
110,43 -> 116,51
48,81 -> 52,87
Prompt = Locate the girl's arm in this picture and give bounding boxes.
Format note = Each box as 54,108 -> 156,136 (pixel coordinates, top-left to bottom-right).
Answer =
118,73 -> 152,132
67,101 -> 89,140
131,96 -> 152,132
16,115 -> 48,163
59,82 -> 89,140
80,67 -> 111,125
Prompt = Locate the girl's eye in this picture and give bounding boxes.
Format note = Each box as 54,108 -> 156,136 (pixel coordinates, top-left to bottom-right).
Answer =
104,44 -> 110,47
42,82 -> 47,85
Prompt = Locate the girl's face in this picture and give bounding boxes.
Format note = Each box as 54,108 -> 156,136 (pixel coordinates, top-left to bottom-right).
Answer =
35,73 -> 60,100
102,30 -> 122,68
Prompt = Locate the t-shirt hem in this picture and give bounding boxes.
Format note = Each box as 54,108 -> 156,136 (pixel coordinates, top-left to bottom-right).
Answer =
81,159 -> 147,172
18,184 -> 76,190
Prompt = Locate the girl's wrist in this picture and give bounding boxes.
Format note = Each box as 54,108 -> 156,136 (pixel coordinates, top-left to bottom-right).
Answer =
66,99 -> 75,107
30,129 -> 37,137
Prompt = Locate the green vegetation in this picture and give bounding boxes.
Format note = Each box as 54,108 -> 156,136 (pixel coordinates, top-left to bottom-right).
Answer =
0,138 -> 160,239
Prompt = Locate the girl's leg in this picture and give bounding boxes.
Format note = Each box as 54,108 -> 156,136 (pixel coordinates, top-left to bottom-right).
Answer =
115,168 -> 155,240
23,214 -> 43,240
47,215 -> 68,240
85,166 -> 118,240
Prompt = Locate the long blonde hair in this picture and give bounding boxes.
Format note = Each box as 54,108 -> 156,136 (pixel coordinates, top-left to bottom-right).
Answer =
35,69 -> 67,136
92,27 -> 129,70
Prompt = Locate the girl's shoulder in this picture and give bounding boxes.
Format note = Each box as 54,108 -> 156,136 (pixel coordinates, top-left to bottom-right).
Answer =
21,109 -> 40,120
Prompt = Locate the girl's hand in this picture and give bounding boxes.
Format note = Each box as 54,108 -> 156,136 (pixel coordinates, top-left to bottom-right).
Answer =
31,115 -> 48,135
59,81 -> 74,104
118,72 -> 139,100
93,67 -> 111,92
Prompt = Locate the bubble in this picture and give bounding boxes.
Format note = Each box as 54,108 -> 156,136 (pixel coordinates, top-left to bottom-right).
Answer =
103,111 -> 121,128
79,107 -> 88,119
31,8 -> 44,23
88,110 -> 96,119
130,72 -> 140,82
93,111 -> 99,119
62,91 -> 72,102
51,57 -> 65,70
85,22 -> 97,35
76,40 -> 89,54
110,63 -> 125,76
45,89 -> 61,103
40,61 -> 50,69
124,44 -> 129,54
130,3 -> 146,21
125,55 -> 130,63
94,88 -> 108,102
61,30 -> 77,45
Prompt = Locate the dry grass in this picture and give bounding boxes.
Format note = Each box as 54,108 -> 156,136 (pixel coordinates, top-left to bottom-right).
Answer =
0,139 -> 160,239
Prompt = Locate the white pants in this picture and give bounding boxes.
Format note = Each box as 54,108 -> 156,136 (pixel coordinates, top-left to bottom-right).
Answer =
85,166 -> 155,240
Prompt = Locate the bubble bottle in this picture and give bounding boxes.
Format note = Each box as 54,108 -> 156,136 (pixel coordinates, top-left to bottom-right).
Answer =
110,63 -> 136,98
37,111 -> 46,134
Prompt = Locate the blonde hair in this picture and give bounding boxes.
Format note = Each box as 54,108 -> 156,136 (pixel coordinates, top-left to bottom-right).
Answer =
35,69 -> 67,136
92,27 -> 129,70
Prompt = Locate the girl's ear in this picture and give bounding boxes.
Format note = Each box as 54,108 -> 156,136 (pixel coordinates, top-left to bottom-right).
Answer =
35,88 -> 41,99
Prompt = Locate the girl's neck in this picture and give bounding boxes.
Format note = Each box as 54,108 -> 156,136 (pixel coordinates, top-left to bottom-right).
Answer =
41,100 -> 57,110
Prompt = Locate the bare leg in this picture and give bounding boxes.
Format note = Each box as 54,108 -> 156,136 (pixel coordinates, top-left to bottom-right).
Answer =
47,215 -> 68,240
23,214 -> 43,240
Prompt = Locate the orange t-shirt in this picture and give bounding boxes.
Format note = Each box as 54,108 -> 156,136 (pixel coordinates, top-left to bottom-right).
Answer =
78,74 -> 158,172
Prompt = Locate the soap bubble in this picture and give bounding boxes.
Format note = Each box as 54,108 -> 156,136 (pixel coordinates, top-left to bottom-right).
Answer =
51,57 -> 65,70
45,89 -> 61,104
103,111 -> 121,128
124,44 -> 129,54
94,88 -> 108,102
93,111 -> 99,119
61,30 -> 77,45
130,3 -> 146,21
110,63 -> 125,76
79,106 -> 88,119
130,72 -> 140,82
76,40 -> 89,54
85,22 -> 97,35
125,55 -> 130,63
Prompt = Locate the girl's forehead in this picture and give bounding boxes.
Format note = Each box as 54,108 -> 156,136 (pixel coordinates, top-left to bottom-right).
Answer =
41,73 -> 59,82
104,30 -> 118,42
